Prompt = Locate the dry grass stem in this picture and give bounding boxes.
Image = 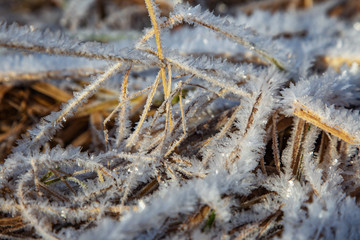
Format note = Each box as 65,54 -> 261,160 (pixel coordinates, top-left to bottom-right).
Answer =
0,1 -> 359,239
126,71 -> 161,148
272,113 -> 281,173
293,101 -> 359,145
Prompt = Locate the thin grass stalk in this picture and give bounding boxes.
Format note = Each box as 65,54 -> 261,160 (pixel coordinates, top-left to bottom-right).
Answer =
30,159 -> 41,198
38,182 -> 70,202
293,101 -> 359,145
132,179 -> 159,199
116,65 -> 132,148
138,12 -> 286,71
120,162 -> 138,207
260,158 -> 267,174
164,54 -> 251,97
228,92 -> 263,166
144,0 -> 174,137
164,162 -> 178,180
49,168 -> 76,194
0,42 -> 150,66
164,83 -> 187,157
317,132 -> 327,164
256,206 -> 283,238
233,223 -> 260,240
126,71 -> 162,148
30,62 -> 123,148
0,68 -> 104,83
188,18 -> 286,71
165,64 -> 174,132
201,105 -> 242,167
180,205 -> 211,231
144,0 -> 168,95
290,118 -> 305,170
272,113 -> 281,173
148,75 -> 194,134
103,85 -> 153,149
0,216 -> 23,226
17,171 -> 61,240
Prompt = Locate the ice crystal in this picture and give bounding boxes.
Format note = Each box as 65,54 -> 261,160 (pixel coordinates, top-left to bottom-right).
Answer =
0,1 -> 360,239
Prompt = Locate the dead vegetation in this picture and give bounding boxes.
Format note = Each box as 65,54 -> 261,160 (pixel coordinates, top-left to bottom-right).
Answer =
0,0 -> 360,239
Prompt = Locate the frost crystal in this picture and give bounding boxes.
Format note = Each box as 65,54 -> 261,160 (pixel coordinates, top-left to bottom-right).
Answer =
0,1 -> 360,239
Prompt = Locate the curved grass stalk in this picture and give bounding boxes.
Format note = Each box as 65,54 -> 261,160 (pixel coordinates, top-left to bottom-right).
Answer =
144,0 -> 175,148
126,71 -> 162,148
30,62 -> 123,148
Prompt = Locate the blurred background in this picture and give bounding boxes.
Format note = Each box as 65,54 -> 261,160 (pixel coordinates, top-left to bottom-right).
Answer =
0,0 -> 359,34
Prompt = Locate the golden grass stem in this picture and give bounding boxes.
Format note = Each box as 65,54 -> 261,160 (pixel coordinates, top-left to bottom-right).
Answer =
144,0 -> 169,96
166,64 -> 174,132
293,101 -> 359,145
116,65 -> 132,147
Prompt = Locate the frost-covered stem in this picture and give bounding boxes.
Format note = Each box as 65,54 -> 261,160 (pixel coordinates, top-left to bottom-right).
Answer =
290,118 -> 305,173
0,67 -> 104,83
161,65 -> 174,153
256,206 -> 283,238
30,158 -> 41,197
137,14 -> 184,46
164,82 -> 187,157
103,85 -> 153,149
116,65 -> 132,148
201,105 -> 242,167
272,113 -> 281,173
244,93 -> 263,136
144,0 -> 175,148
126,71 -> 162,148
187,17 -> 285,71
229,92 -> 263,165
260,158 -> 267,174
138,11 -> 286,71
165,64 -> 173,132
148,75 -> 194,134
120,163 -> 138,207
164,54 -> 251,98
31,62 -> 122,147
49,168 -> 76,194
0,41 -> 141,64
317,132 -> 327,164
17,171 -> 61,240
144,0 -> 169,97
293,101 -> 360,145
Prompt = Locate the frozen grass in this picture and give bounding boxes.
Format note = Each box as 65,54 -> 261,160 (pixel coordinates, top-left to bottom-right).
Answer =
0,0 -> 360,239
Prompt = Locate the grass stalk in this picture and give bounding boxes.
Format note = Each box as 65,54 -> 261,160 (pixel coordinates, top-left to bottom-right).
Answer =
293,101 -> 359,145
